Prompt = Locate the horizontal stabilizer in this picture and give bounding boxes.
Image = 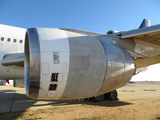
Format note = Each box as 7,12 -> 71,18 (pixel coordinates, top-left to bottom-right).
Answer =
1,53 -> 24,67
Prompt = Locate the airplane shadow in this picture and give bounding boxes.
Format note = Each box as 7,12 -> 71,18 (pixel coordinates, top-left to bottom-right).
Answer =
0,89 -> 133,120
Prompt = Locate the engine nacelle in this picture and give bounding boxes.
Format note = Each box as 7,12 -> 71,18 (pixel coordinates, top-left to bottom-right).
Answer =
25,28 -> 135,100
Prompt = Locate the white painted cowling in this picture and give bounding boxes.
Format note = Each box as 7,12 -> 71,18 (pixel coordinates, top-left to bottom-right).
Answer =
25,28 -> 135,100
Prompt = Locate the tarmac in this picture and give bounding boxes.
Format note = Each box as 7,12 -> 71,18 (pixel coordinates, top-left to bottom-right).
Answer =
0,82 -> 160,113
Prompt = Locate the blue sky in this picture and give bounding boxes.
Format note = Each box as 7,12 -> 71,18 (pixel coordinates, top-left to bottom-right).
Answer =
1,0 -> 160,81
0,0 -> 160,33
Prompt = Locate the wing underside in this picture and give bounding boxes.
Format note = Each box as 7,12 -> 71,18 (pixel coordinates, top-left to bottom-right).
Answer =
2,53 -> 24,67
121,22 -> 160,70
121,24 -> 160,47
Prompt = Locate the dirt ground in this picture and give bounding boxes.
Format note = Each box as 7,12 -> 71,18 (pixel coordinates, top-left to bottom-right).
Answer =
0,96 -> 160,120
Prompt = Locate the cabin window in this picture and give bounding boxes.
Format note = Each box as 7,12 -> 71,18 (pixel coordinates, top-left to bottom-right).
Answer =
49,84 -> 57,91
13,39 -> 17,43
19,40 -> 23,43
1,37 -> 4,41
7,38 -> 11,42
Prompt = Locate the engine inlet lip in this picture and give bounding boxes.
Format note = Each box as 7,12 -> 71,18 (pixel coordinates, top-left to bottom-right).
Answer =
24,28 -> 41,99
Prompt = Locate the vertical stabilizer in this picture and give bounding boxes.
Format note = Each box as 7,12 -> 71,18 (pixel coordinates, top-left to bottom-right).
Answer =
139,19 -> 150,28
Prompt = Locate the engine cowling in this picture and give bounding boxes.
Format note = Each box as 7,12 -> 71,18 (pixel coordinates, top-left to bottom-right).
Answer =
25,28 -> 135,100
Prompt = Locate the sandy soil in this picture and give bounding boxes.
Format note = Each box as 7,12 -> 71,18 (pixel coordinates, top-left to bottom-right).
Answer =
0,97 -> 160,120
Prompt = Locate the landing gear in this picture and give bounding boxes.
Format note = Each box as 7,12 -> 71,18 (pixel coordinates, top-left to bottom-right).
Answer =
105,90 -> 118,101
89,90 -> 118,102
91,94 -> 104,102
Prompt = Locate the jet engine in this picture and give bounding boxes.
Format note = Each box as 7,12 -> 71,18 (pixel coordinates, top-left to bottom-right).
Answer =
25,28 -> 135,100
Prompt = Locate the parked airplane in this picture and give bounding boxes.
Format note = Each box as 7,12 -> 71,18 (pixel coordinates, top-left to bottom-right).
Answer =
0,24 -> 25,88
0,19 -> 160,102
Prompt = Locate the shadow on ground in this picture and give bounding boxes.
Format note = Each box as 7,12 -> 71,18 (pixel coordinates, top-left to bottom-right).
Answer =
0,89 -> 133,120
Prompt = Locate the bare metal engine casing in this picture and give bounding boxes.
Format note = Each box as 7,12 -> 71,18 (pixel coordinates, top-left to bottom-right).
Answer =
25,28 -> 135,100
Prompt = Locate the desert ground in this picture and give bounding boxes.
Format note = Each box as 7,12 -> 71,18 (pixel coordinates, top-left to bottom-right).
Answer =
0,82 -> 160,120
0,97 -> 160,120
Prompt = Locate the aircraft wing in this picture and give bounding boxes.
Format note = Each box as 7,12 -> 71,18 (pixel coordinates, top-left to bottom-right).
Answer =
1,53 -> 24,67
121,23 -> 160,69
121,24 -> 160,47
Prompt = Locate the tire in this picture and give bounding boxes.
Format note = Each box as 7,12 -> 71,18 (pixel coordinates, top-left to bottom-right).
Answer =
91,94 -> 104,102
105,90 -> 118,101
